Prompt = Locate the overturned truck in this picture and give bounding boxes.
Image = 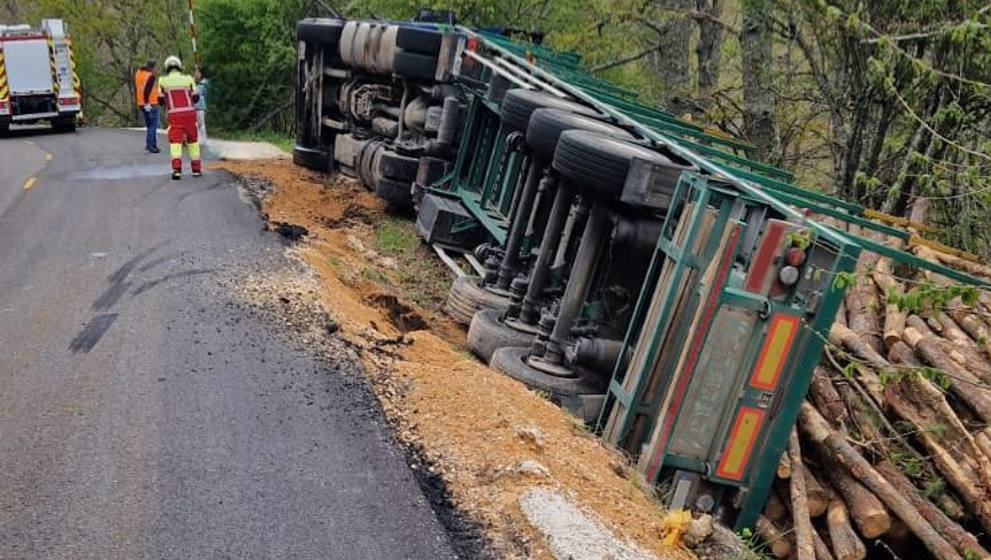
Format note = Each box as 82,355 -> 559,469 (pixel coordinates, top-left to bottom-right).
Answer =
292,16 -> 991,535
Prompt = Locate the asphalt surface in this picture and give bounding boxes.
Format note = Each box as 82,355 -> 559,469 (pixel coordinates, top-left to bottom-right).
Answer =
0,127 -> 457,559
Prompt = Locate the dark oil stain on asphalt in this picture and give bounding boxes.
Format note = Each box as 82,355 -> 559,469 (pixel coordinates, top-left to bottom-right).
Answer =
68,313 -> 118,353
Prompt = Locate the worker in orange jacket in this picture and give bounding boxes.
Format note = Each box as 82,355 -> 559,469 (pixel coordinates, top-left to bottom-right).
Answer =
157,56 -> 202,180
134,59 -> 160,153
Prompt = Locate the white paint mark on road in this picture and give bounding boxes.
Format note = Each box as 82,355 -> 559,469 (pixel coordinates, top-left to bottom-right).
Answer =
23,177 -> 37,190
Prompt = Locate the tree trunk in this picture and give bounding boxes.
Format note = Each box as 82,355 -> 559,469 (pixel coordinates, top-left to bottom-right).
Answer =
653,0 -> 694,116
823,453 -> 891,538
871,258 -> 908,350
786,430 -> 814,560
876,461 -> 991,560
695,0 -> 722,112
799,402 -> 963,560
776,451 -> 791,480
801,462 -> 829,518
828,322 -> 885,402
902,326 -> 991,421
756,514 -> 793,558
740,0 -> 777,160
808,366 -> 849,427
825,497 -> 866,560
844,252 -> 884,354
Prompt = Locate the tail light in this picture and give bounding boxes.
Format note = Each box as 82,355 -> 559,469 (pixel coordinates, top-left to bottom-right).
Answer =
785,247 -> 806,267
0,100 -> 8,113
59,96 -> 79,106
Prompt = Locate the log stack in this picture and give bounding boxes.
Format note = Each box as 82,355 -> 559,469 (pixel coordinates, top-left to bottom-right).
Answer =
756,234 -> 991,560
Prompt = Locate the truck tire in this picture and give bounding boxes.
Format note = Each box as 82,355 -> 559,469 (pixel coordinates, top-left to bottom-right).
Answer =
444,275 -> 511,325
297,18 -> 345,46
393,50 -> 437,81
396,26 -> 443,55
377,149 -> 419,182
467,308 -> 535,364
52,116 -> 76,133
489,346 -> 607,423
293,145 -> 332,171
526,108 -> 632,162
499,88 -> 598,133
553,130 -> 693,201
339,21 -> 360,67
375,177 -> 414,211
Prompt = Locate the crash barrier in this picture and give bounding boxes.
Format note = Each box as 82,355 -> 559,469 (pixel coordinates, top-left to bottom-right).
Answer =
293,17 -> 991,529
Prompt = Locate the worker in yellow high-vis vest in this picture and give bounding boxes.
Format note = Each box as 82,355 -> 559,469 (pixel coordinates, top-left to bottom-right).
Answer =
157,56 -> 201,180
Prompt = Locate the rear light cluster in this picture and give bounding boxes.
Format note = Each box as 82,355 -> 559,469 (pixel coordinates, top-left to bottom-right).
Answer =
59,96 -> 79,106
778,245 -> 808,286
0,100 -> 8,113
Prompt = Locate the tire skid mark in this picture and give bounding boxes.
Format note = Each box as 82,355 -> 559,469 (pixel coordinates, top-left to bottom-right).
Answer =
68,313 -> 118,354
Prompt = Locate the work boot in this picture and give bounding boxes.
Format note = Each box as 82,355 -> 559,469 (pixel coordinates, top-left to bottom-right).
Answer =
171,170 -> 182,180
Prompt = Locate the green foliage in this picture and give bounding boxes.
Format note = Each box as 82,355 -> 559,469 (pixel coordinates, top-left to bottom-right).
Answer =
876,364 -> 951,391
198,0 -> 309,133
832,271 -> 856,291
889,447 -> 925,477
887,279 -> 980,315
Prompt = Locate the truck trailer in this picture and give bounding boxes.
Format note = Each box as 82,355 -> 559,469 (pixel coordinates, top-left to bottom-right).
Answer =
0,18 -> 81,133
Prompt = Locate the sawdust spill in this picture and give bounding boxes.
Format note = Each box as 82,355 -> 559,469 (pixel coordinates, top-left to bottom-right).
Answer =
214,158 -> 694,560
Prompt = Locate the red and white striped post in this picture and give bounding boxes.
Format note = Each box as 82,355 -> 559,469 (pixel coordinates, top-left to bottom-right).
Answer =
187,0 -> 200,70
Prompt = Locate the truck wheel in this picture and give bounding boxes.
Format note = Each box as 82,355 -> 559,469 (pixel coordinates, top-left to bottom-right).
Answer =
467,308 -> 535,364
499,88 -> 598,133
0,121 -> 9,135
375,177 -> 414,212
489,346 -> 607,423
52,117 -> 76,133
293,145 -> 332,171
526,108 -> 632,162
553,130 -> 694,201
396,26 -> 443,55
297,18 -> 345,46
393,51 -> 437,81
444,275 -> 510,325
377,149 -> 419,182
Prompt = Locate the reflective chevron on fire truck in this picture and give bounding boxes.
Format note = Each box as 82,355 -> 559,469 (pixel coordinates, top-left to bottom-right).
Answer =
0,18 -> 80,132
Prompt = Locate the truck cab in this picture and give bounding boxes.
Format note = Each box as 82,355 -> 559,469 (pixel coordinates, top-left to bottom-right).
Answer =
0,18 -> 81,133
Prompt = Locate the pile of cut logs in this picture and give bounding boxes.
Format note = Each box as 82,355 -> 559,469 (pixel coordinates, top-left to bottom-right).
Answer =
757,220 -> 991,560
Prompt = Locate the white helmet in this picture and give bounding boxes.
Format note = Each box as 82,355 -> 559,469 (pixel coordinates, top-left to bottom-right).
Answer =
164,55 -> 182,72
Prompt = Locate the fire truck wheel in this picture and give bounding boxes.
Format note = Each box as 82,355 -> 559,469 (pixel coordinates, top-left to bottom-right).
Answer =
396,26 -> 443,56
393,51 -> 438,81
377,149 -> 420,182
52,117 -> 76,133
293,145 -> 332,172
490,346 -> 608,423
467,308 -> 535,364
444,275 -> 511,325
499,88 -> 598,133
0,120 -> 10,135
297,18 -> 345,46
553,130 -> 694,201
374,177 -> 414,212
525,108 -> 633,162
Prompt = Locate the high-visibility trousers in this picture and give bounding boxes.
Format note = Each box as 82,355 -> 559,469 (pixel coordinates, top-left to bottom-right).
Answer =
167,113 -> 201,173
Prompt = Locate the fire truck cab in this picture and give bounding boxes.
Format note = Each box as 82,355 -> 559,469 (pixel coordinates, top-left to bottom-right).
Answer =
0,18 -> 81,133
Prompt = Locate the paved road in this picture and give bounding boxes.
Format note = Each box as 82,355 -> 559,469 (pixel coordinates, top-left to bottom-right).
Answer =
0,127 -> 456,559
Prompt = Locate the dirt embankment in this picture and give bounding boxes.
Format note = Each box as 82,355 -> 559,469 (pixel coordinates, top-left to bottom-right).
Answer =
214,159 -> 697,560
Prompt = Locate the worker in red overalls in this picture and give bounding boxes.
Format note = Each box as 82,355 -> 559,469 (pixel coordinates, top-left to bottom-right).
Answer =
157,56 -> 202,180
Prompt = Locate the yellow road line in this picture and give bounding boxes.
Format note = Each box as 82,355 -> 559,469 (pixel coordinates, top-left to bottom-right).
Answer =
23,177 -> 36,190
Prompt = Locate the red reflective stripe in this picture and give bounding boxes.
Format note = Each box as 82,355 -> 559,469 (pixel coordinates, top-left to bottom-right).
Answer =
744,222 -> 785,293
